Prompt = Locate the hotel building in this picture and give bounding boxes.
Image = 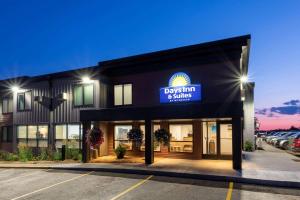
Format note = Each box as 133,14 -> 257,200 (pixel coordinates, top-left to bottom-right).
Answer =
0,35 -> 254,170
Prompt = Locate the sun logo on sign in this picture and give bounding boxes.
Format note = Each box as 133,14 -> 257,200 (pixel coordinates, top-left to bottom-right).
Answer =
168,72 -> 191,87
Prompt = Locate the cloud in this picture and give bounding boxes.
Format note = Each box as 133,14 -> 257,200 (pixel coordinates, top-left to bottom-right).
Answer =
270,106 -> 300,115
256,99 -> 300,116
283,100 -> 300,106
255,108 -> 267,115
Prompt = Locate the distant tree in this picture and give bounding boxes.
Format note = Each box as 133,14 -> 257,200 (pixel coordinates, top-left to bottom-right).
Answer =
289,126 -> 300,131
254,117 -> 260,131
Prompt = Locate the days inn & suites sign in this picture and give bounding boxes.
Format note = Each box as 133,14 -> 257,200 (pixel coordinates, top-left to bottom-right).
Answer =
160,72 -> 201,103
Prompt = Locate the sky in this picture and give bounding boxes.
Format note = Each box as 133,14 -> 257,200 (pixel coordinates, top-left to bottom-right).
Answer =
0,0 -> 299,130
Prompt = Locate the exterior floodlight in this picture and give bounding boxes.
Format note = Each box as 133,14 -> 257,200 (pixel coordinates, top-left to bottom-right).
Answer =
11,86 -> 20,92
240,76 -> 248,83
81,76 -> 93,84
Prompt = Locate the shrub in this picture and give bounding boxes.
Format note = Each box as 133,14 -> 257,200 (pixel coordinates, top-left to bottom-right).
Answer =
0,150 -> 8,160
53,150 -> 62,161
5,153 -> 18,161
18,144 -> 33,162
66,148 -> 81,160
154,128 -> 170,146
11,154 -> 19,161
244,140 -> 254,152
114,145 -> 126,159
37,148 -> 48,160
0,151 -> 18,161
45,148 -> 54,160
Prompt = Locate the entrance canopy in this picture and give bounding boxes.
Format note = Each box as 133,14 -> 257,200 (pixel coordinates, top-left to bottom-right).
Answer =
80,102 -> 243,122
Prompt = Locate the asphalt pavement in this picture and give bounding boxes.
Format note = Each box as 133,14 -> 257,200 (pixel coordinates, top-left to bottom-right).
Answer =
0,168 -> 299,200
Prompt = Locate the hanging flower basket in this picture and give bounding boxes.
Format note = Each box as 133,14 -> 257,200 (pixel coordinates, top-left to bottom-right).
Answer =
154,128 -> 170,146
86,128 -> 104,149
127,128 -> 143,148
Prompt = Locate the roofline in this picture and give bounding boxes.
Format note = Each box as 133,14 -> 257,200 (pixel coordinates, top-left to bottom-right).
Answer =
99,34 -> 251,68
0,66 -> 100,84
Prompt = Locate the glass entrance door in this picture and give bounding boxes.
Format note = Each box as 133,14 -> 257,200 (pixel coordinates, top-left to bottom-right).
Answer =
202,122 -> 217,156
203,121 -> 232,159
220,123 -> 232,155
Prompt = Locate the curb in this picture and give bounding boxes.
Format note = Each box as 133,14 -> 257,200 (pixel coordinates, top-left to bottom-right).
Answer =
1,166 -> 300,189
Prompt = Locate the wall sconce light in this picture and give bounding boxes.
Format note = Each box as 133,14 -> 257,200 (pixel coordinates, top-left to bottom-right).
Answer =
240,75 -> 248,83
81,76 -> 94,84
11,85 -> 20,93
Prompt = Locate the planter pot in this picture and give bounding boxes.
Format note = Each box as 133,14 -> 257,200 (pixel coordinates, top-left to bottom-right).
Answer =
116,153 -> 125,159
160,145 -> 169,153
132,141 -> 141,153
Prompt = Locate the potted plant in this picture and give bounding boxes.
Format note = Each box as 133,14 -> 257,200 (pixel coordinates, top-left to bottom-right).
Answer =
127,127 -> 143,151
154,128 -> 170,153
114,145 -> 127,159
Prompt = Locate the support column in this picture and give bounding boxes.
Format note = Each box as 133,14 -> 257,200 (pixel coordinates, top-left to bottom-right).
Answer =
232,117 -> 242,170
193,120 -> 202,159
82,121 -> 91,163
145,119 -> 153,165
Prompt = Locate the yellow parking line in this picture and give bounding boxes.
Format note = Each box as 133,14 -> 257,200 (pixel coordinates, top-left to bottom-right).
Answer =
110,175 -> 153,200
226,182 -> 234,200
10,171 -> 94,200
1,169 -> 52,183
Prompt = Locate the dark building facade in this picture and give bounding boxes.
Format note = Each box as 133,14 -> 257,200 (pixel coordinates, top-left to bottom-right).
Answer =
0,35 -> 253,170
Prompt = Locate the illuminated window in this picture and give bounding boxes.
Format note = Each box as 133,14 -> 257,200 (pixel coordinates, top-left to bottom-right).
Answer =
74,84 -> 94,107
55,124 -> 81,149
114,84 -> 132,106
169,124 -> 193,153
17,125 -> 48,147
114,125 -> 132,150
17,91 -> 32,111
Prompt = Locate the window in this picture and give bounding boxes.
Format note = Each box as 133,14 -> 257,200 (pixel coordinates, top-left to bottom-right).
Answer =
55,125 -> 67,140
68,124 -> 80,149
27,125 -> 38,147
17,125 -> 48,147
37,125 -> 49,147
114,125 -> 132,150
169,124 -> 193,153
140,124 -> 161,151
55,124 -> 81,148
1,126 -> 13,143
74,84 -> 94,107
114,84 -> 132,106
2,98 -> 13,114
17,91 -> 32,111
17,126 -> 27,145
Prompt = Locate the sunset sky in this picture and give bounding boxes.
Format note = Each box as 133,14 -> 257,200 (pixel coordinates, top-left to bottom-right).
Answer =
0,1 -> 299,130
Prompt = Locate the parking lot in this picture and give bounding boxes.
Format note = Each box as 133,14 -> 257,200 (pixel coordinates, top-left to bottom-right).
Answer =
0,168 -> 300,200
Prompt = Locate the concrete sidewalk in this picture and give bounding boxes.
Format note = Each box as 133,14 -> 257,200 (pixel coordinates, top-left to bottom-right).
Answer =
242,142 -> 300,183
0,142 -> 299,188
